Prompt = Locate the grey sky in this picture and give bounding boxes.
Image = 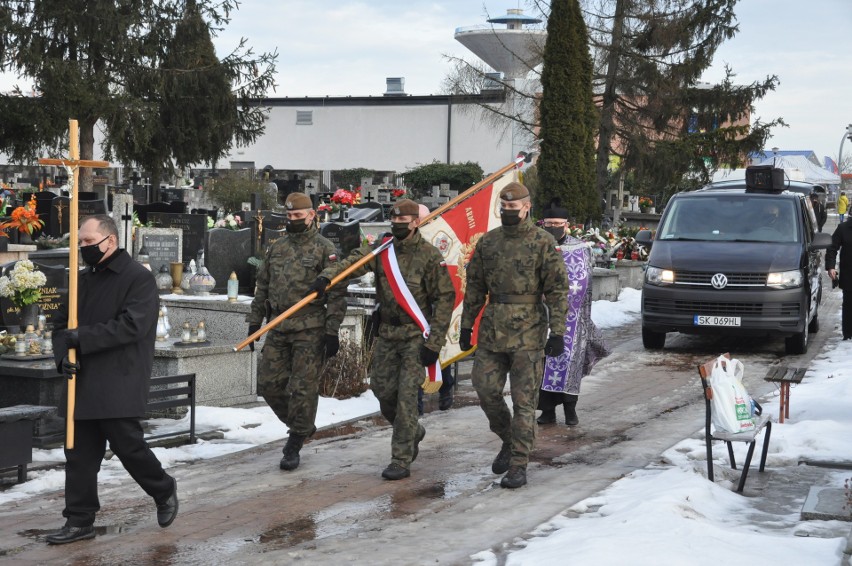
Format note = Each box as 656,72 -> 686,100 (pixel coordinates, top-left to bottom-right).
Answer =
3,0 -> 850,165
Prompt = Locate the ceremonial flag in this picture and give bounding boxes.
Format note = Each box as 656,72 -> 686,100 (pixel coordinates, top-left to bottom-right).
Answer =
419,169 -> 520,366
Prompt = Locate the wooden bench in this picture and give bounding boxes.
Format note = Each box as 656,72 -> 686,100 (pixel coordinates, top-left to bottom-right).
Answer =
145,374 -> 196,444
0,405 -> 55,483
697,354 -> 772,493
763,366 -> 806,424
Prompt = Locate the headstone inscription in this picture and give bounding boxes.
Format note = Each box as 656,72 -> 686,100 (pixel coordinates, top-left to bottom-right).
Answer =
205,228 -> 252,293
147,212 -> 208,264
134,228 -> 182,274
320,220 -> 361,258
78,199 -> 108,218
253,210 -> 288,252
0,261 -> 68,329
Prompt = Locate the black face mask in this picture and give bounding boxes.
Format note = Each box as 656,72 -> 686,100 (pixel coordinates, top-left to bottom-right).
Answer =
287,217 -> 309,233
391,222 -> 411,240
81,235 -> 109,267
544,226 -> 566,241
500,208 -> 522,226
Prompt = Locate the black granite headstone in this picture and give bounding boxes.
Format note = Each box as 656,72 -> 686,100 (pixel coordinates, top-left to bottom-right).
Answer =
205,228 -> 252,293
47,196 -> 70,237
78,199 -> 108,219
0,261 -> 68,330
136,201 -> 187,224
132,186 -> 149,205
140,233 -> 180,274
351,202 -> 384,221
263,228 -> 287,249
320,220 -> 362,258
253,210 -> 288,253
148,212 -> 208,263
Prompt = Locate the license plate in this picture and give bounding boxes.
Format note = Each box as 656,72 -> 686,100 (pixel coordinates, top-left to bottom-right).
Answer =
694,315 -> 741,327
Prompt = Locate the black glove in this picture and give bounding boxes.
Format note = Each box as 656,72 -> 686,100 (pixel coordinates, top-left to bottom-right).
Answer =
247,324 -> 261,352
459,328 -> 473,352
64,329 -> 80,349
419,344 -> 439,367
323,334 -> 340,358
308,276 -> 330,300
61,354 -> 80,380
545,335 -> 565,357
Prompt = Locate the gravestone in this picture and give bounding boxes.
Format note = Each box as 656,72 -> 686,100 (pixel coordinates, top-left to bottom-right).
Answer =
253,210 -> 288,253
111,193 -> 134,251
351,203 -> 384,221
320,221 -> 362,258
78,199 -> 108,219
205,228 -> 252,293
134,227 -> 182,274
132,186 -> 149,205
148,212 -> 208,264
47,196 -> 70,238
0,261 -> 67,330
135,201 -> 187,224
363,186 -> 379,204
263,227 -> 287,249
33,192 -> 57,239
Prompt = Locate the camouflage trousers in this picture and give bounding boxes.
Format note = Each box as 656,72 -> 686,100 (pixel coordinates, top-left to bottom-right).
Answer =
257,328 -> 325,438
370,337 -> 426,469
472,348 -> 544,468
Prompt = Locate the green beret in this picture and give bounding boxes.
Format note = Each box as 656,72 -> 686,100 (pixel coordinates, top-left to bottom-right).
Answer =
499,182 -> 530,201
390,199 -> 419,217
284,192 -> 313,210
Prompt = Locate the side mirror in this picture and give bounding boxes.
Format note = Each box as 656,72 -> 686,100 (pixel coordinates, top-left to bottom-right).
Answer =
636,229 -> 654,249
809,232 -> 833,251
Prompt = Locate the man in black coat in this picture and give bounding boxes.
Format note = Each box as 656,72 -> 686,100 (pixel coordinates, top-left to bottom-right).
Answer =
827,217 -> 852,339
46,215 -> 177,544
811,193 -> 827,232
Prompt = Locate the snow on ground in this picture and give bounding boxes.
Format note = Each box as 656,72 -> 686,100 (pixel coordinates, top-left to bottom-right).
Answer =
6,289 -> 849,566
473,303 -> 852,565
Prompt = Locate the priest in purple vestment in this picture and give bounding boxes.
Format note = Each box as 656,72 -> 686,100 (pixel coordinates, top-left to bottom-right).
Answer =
537,201 -> 610,426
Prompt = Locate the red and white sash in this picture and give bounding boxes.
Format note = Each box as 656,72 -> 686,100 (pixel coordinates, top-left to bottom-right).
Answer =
376,236 -> 441,384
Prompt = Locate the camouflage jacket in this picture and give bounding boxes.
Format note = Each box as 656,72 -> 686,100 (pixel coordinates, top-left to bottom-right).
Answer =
248,226 -> 347,335
462,219 -> 569,351
320,231 -> 455,352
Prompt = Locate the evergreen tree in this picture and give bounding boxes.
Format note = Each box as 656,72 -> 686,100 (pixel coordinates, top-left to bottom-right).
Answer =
537,0 -> 599,221
0,0 -> 276,190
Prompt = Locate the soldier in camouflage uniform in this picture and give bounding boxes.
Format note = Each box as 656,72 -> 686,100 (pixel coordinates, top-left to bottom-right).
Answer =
246,192 -> 347,471
310,199 -> 455,480
460,182 -> 569,488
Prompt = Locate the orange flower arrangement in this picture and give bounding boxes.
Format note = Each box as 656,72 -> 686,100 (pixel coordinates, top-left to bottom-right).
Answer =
0,194 -> 44,237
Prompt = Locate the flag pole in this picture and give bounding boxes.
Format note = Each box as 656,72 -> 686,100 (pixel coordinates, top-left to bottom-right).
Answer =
233,151 -> 532,352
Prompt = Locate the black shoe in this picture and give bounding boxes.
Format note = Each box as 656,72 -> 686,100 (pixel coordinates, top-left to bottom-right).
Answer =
500,465 -> 527,489
563,399 -> 579,427
157,478 -> 178,528
537,409 -> 556,425
412,426 -> 426,463
438,387 -> 454,411
381,463 -> 410,480
280,434 -> 305,471
491,442 -> 512,475
46,524 -> 95,545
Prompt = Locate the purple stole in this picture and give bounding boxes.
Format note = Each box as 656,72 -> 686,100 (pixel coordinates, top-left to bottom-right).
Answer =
542,241 -> 591,393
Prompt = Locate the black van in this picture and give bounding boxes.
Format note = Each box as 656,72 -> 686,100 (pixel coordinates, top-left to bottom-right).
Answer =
636,167 -> 833,354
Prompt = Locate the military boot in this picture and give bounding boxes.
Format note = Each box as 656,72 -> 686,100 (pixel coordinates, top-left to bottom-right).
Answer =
381,463 -> 410,480
500,465 -> 527,489
412,426 -> 426,462
537,409 -> 556,425
280,434 -> 305,471
491,442 -> 512,474
563,395 -> 579,426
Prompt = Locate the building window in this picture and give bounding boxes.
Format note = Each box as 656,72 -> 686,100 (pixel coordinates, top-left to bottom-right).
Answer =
296,111 -> 313,125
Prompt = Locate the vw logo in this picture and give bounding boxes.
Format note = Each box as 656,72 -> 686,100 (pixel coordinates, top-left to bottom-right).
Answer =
711,273 -> 728,289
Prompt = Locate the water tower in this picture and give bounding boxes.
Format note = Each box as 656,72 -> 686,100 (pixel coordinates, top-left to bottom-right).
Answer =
454,9 -> 546,80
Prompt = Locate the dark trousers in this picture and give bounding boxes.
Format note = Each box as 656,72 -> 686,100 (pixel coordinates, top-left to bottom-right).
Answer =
844,290 -> 852,339
63,418 -> 173,527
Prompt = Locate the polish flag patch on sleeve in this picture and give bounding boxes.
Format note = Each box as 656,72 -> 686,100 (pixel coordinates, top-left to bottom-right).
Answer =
329,254 -> 338,262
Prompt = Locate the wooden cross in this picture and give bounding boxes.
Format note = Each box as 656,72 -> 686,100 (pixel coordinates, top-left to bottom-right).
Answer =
38,119 -> 110,450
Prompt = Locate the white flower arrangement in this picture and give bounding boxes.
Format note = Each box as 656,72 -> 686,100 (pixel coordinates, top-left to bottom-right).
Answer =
214,214 -> 243,230
0,259 -> 47,307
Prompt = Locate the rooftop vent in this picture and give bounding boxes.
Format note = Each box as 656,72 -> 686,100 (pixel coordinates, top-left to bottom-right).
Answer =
384,77 -> 406,96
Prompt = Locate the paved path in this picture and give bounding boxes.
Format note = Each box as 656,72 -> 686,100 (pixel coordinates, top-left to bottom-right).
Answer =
1,234 -> 848,564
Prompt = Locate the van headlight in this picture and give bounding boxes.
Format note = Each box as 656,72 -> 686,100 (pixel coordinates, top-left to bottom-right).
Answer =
766,270 -> 802,289
646,266 -> 674,286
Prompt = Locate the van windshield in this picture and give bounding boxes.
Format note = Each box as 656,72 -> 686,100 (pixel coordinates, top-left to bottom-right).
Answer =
657,196 -> 800,243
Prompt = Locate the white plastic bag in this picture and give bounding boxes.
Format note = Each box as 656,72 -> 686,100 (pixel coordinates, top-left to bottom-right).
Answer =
707,356 -> 756,434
